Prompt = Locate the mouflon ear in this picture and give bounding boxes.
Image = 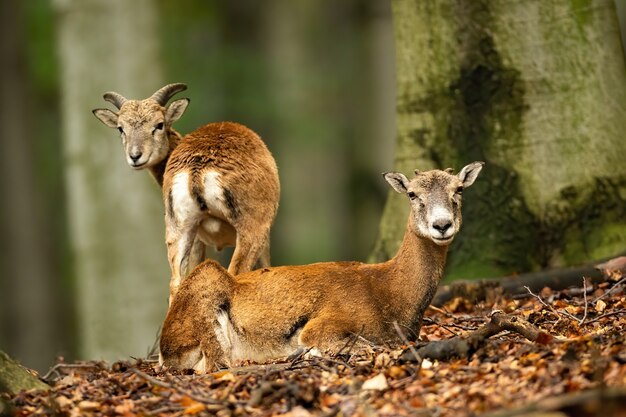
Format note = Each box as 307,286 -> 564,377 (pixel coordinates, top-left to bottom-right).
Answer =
92,108 -> 119,128
165,98 -> 190,124
383,172 -> 410,194
458,161 -> 484,188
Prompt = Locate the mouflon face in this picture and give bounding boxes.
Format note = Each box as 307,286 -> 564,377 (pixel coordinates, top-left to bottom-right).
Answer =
92,83 -> 189,170
112,99 -> 172,169
384,162 -> 484,245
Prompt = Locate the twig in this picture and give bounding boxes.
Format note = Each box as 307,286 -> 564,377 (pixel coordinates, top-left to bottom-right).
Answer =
128,368 -> 173,390
335,325 -> 365,357
428,305 -> 453,317
147,325 -> 162,359
42,363 -> 104,381
393,321 -> 422,369
387,320 -> 420,340
357,335 -> 378,346
591,275 -> 626,303
524,286 -> 579,322
317,356 -> 353,372
584,309 -> 626,325
148,405 -> 184,415
579,277 -> 589,325
129,368 -> 224,408
422,317 -> 459,336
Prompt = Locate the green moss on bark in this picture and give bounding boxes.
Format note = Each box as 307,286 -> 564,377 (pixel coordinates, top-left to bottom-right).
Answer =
372,0 -> 626,279
0,351 -> 49,394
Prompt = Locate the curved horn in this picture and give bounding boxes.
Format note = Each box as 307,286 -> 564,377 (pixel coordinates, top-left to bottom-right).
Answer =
150,83 -> 188,106
103,91 -> 128,109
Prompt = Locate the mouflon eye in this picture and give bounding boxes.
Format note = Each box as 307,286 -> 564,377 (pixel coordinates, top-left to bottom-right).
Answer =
117,126 -> 124,134
156,122 -> 164,130
407,191 -> 417,200
456,186 -> 463,194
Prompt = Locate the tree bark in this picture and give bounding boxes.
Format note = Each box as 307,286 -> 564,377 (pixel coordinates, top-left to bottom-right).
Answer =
54,0 -> 169,362
0,350 -> 49,394
370,0 -> 626,280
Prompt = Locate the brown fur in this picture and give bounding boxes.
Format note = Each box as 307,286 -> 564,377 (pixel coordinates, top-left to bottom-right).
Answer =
93,84 -> 280,305
160,163 -> 484,372
162,122 -> 280,301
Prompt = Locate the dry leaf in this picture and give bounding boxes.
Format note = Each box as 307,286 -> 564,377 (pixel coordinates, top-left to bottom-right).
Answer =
77,400 -> 100,411
361,373 -> 388,391
55,395 -> 72,408
183,402 -> 206,415
282,406 -> 313,417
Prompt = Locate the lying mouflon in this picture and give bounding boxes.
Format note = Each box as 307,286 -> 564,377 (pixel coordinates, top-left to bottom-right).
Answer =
160,162 -> 484,371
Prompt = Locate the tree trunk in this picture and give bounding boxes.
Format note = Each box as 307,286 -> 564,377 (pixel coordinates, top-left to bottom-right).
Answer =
0,1 -> 64,372
54,0 -> 169,361
0,350 -> 49,394
261,0 -> 396,265
370,0 -> 626,280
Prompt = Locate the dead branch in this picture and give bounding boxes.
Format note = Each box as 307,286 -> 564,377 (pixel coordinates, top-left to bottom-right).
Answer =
480,387 -> 626,417
524,285 -> 579,322
431,257 -> 620,307
402,311 -> 551,362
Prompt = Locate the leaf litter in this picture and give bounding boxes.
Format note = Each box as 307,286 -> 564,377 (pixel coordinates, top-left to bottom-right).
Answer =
5,266 -> 626,416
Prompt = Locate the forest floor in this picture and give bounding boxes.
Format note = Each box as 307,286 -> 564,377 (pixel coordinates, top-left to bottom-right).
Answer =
5,264 -> 626,417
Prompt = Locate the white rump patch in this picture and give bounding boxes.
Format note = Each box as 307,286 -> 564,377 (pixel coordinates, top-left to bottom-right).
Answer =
171,172 -> 199,224
203,171 -> 228,218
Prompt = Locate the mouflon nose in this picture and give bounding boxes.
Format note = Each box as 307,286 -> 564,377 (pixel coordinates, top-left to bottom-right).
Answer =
432,219 -> 452,234
129,151 -> 143,163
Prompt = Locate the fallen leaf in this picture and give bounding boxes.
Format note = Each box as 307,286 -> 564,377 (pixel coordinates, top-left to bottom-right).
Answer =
183,402 -> 205,415
113,400 -> 135,414
361,373 -> 388,391
212,370 -> 235,381
55,395 -> 72,409
282,406 -> 313,417
422,359 -> 434,369
77,400 -> 100,411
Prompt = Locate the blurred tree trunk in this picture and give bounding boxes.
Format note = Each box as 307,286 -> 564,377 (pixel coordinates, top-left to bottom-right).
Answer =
260,0 -> 395,264
54,0 -> 169,361
261,0 -> 352,264
0,1 -> 63,372
370,0 -> 626,279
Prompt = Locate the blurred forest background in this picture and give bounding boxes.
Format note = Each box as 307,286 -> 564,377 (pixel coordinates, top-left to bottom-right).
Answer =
0,0 -> 395,372
0,0 -> 625,373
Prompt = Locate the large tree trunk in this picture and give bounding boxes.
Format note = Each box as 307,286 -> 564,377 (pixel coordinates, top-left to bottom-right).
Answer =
370,0 -> 626,279
54,0 -> 169,361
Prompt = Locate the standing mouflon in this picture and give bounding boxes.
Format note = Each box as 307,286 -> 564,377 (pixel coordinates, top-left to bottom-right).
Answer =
93,84 -> 280,304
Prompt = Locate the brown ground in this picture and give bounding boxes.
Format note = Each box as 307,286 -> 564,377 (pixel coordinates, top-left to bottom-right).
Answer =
5,268 -> 626,417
